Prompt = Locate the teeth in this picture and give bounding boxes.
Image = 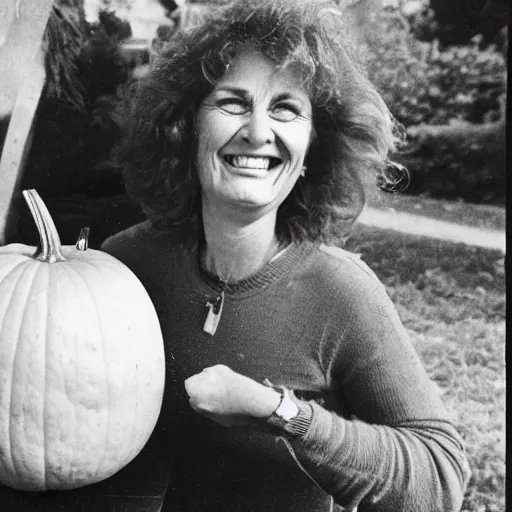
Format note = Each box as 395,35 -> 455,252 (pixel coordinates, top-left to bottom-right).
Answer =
234,156 -> 270,169
226,155 -> 276,170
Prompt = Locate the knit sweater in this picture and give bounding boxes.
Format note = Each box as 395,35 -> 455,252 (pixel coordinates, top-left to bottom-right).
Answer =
101,221 -> 470,512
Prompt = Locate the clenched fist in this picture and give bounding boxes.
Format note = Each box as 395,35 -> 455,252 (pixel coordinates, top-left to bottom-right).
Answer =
184,365 -> 281,427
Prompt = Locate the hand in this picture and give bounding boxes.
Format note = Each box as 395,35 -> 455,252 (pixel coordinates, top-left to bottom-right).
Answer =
184,365 -> 281,427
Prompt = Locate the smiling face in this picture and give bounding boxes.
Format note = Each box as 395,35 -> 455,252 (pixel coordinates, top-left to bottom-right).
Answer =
195,50 -> 313,215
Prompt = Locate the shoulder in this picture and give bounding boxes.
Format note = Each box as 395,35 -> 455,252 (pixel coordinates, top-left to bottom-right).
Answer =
101,220 -> 160,260
317,244 -> 379,280
100,220 -> 194,271
300,243 -> 398,328
306,243 -> 384,295
101,220 -> 154,250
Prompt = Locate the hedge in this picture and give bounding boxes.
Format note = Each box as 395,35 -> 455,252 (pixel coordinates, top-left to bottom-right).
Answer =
364,7 -> 507,127
394,120 -> 505,205
363,6 -> 506,204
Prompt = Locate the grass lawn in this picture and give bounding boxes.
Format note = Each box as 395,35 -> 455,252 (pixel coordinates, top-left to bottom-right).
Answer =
344,224 -> 505,512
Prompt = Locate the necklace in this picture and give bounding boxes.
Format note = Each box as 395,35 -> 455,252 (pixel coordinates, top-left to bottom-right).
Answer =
201,239 -> 289,336
203,283 -> 226,336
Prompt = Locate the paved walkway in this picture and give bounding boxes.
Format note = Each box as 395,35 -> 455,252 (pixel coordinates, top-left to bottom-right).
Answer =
359,207 -> 506,253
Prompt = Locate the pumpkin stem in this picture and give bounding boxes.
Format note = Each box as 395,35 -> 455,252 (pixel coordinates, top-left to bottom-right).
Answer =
76,227 -> 90,251
22,189 -> 66,263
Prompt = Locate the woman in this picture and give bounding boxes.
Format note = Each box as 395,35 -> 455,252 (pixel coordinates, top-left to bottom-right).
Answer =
101,1 -> 470,510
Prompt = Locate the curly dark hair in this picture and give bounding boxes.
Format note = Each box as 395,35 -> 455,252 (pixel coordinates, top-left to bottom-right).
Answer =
117,0 -> 401,243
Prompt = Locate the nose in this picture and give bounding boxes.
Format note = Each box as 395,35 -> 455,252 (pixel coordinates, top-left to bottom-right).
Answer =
241,110 -> 275,146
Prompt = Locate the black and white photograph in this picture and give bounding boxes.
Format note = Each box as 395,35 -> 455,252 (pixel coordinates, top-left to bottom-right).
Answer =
0,0 -> 507,511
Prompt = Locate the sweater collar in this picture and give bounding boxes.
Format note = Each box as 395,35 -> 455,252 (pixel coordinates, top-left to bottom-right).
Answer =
195,241 -> 315,296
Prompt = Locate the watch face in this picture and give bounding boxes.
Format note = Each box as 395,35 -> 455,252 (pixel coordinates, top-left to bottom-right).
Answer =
276,395 -> 299,422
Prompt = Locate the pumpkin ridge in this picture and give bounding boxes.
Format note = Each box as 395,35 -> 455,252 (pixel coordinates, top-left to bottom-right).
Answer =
0,265 -> 25,482
0,258 -> 33,285
63,258 -> 163,478
53,263 -> 83,486
63,260 -> 111,481
43,265 -> 51,490
0,271 -> 25,483
7,261 -> 42,487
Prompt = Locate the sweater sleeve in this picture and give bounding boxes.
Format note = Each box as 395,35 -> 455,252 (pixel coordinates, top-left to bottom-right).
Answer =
285,280 -> 471,512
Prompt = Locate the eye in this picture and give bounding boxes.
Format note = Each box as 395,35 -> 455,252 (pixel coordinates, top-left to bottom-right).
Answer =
217,98 -> 249,115
270,103 -> 300,122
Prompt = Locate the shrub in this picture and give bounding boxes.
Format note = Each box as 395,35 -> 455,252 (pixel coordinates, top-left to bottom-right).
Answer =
17,10 -> 131,202
95,9 -> 132,41
394,120 -> 505,204
416,0 -> 509,47
361,6 -> 506,204
364,7 -> 507,127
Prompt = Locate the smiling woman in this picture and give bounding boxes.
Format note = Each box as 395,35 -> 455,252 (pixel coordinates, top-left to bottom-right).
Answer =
100,1 -> 470,511
116,0 -> 397,244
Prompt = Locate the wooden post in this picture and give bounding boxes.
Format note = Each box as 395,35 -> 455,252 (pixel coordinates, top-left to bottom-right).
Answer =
0,0 -> 55,245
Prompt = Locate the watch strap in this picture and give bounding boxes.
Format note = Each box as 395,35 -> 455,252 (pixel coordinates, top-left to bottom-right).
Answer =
282,399 -> 313,437
263,383 -> 313,437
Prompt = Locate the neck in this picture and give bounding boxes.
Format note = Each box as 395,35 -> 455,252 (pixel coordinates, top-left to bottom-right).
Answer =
201,199 -> 283,282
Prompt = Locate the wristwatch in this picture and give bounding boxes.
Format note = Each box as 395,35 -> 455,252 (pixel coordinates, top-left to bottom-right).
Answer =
264,384 -> 313,437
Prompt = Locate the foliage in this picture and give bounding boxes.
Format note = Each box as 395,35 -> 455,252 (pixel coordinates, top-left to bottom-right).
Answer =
43,0 -> 87,111
96,10 -> 132,41
394,120 -> 505,204
361,6 -> 506,204
364,7 -> 507,126
345,225 -> 505,512
80,15 -> 132,103
418,0 -> 509,47
15,9 -> 131,208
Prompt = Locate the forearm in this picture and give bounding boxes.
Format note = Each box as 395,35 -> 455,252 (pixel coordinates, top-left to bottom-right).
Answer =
286,403 -> 470,512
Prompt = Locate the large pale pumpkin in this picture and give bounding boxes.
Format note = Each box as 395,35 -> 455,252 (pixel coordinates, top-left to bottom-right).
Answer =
0,190 -> 165,492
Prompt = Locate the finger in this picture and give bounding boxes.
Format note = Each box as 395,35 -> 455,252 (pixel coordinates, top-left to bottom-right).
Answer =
184,374 -> 201,395
188,399 -> 203,413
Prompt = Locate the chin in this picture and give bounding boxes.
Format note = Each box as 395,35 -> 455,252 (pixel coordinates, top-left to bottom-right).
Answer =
219,184 -> 275,208
230,196 -> 273,209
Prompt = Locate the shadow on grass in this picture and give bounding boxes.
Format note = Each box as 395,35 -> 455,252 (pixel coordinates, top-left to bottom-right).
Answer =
344,224 -> 505,294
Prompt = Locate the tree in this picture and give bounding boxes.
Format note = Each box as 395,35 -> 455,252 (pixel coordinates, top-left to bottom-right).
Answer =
416,0 -> 509,46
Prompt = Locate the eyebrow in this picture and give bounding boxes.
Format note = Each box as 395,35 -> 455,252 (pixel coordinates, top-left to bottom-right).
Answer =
214,86 -> 250,99
272,92 -> 304,104
214,87 -> 307,106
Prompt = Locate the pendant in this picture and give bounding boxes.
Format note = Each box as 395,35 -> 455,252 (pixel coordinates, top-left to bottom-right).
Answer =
203,290 -> 225,336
